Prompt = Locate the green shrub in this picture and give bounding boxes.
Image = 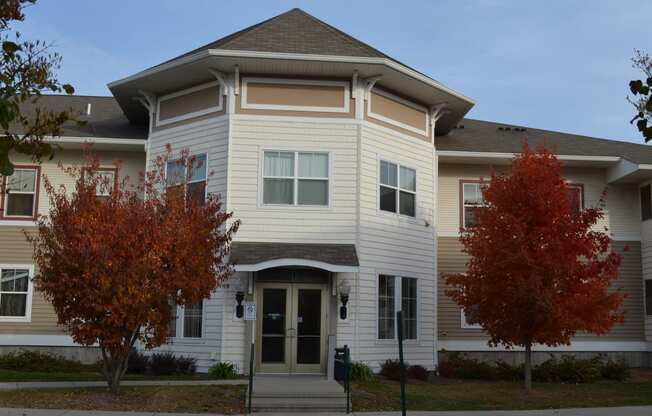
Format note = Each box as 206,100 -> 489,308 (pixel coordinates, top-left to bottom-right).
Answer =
406,365 -> 429,381
437,352 -> 497,380
208,361 -> 238,379
600,358 -> 630,381
494,360 -> 523,381
349,362 -> 376,383
380,359 -> 404,381
533,355 -> 602,384
126,350 -> 149,374
149,352 -> 196,376
0,350 -> 88,373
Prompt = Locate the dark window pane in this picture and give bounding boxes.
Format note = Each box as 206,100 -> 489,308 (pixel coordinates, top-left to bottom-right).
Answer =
646,280 -> 652,317
568,186 -> 583,214
297,289 -> 321,364
187,181 -> 206,206
262,337 -> 285,363
262,288 -> 287,363
264,178 -> 294,204
642,185 -> 652,221
298,180 -> 328,205
378,275 -> 395,339
380,186 -> 397,213
464,207 -> 477,228
0,294 -> 26,317
380,161 -> 397,187
6,194 -> 34,217
297,336 -> 321,364
399,191 -> 415,217
401,278 -> 417,340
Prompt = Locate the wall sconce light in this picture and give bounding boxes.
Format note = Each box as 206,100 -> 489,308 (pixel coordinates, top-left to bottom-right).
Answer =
339,281 -> 351,320
235,291 -> 245,319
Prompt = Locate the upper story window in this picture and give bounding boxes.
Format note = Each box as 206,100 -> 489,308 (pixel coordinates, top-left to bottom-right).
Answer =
166,154 -> 207,205
461,181 -> 484,228
641,185 -> 652,221
0,266 -> 33,322
567,183 -> 584,214
90,169 -> 116,202
379,160 -> 416,217
2,167 -> 39,219
262,151 -> 329,206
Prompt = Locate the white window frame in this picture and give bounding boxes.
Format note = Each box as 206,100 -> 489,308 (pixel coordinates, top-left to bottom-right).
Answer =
2,167 -> 39,219
260,149 -> 331,208
378,159 -> 417,218
376,274 -> 419,342
461,181 -> 486,228
241,77 -> 350,113
92,169 -> 116,198
460,309 -> 482,329
164,152 -> 209,203
170,300 -> 206,340
156,81 -> 224,127
0,264 -> 34,323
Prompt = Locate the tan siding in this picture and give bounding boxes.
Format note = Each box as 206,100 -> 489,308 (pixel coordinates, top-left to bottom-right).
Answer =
246,82 -> 346,108
236,94 -> 355,119
438,237 -> 645,343
368,90 -> 428,132
158,85 -> 223,121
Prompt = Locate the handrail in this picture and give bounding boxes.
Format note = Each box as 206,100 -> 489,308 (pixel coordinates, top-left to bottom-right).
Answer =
334,344 -> 352,414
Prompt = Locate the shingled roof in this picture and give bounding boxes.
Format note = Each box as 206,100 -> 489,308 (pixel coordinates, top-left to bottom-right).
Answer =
12,95 -> 147,140
437,118 -> 652,165
166,8 -> 391,65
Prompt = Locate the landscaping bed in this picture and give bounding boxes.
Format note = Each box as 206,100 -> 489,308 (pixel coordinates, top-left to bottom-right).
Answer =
0,385 -> 245,414
352,370 -> 652,412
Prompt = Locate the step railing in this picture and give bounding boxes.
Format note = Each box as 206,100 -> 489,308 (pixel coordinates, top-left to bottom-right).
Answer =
334,344 -> 351,413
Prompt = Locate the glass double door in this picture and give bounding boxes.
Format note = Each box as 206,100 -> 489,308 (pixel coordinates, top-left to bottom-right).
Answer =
256,283 -> 327,374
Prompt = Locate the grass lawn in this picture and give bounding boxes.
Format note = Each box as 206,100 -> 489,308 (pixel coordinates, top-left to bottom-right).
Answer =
0,369 -> 214,382
0,385 -> 245,414
353,370 -> 652,412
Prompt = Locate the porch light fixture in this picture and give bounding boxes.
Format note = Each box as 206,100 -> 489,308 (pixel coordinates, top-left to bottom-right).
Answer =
339,280 -> 351,320
235,291 -> 245,319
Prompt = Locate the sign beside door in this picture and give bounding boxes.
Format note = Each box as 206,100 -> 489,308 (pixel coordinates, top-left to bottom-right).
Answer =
244,302 -> 256,320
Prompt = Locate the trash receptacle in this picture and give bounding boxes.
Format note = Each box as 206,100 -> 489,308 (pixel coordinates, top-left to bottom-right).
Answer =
334,346 -> 346,381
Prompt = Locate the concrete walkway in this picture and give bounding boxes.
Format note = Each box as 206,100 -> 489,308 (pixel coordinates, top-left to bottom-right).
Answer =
0,379 -> 247,390
1,406 -> 652,415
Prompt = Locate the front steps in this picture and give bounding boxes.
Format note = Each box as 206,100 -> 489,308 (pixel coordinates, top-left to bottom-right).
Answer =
246,375 -> 348,413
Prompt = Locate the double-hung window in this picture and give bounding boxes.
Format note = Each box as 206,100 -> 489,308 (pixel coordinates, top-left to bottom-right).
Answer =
169,301 -> 204,339
461,181 -> 485,228
0,266 -> 32,321
379,160 -> 416,217
378,275 -> 418,340
2,167 -> 39,218
92,170 -> 116,202
262,151 -> 329,206
567,183 -> 584,214
166,153 -> 207,205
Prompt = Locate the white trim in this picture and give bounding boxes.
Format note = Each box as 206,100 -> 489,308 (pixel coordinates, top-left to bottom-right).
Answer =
375,273 -> 419,342
234,259 -> 358,273
0,334 -> 87,347
44,136 -> 147,147
2,167 -> 38,220
170,298 -> 206,340
437,150 -> 621,163
377,157 -> 418,220
241,77 -> 350,113
107,49 -> 475,106
438,340 -> 652,352
367,88 -> 429,136
0,264 -> 34,323
156,81 -> 224,127
0,220 -> 37,227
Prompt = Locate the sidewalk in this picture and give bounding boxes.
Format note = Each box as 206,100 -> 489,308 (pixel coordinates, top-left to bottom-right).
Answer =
0,379 -> 247,390
1,406 -> 652,416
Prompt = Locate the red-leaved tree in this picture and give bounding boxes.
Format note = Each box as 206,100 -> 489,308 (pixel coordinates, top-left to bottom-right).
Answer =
29,147 -> 239,394
445,144 -> 624,391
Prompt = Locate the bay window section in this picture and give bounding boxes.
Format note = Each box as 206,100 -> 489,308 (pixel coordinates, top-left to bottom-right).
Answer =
3,168 -> 38,218
379,160 -> 416,217
165,153 -> 207,205
263,151 -> 329,206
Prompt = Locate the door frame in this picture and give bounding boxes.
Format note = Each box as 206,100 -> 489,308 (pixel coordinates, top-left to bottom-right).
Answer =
255,281 -> 328,374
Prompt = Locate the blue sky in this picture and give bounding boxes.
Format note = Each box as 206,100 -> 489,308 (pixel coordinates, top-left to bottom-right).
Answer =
15,0 -> 652,143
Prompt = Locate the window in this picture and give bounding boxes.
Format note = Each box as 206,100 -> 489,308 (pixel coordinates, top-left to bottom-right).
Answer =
378,275 -> 418,340
169,301 -> 204,339
2,168 -> 38,218
646,280 -> 652,317
379,161 -> 416,217
0,266 -> 32,321
461,309 -> 482,329
93,170 -> 116,202
567,183 -> 584,214
262,151 -> 329,206
641,185 -> 652,221
166,154 -> 207,205
461,181 -> 484,228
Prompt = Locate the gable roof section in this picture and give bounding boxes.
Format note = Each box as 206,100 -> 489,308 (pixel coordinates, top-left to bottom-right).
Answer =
437,118 -> 652,165
12,95 -> 147,140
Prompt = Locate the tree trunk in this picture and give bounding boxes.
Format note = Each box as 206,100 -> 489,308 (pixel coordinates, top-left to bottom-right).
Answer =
524,342 -> 532,393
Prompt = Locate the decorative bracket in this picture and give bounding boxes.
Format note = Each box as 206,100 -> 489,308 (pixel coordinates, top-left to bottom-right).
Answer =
363,75 -> 383,101
135,90 -> 157,113
430,103 -> 450,124
208,69 -> 229,96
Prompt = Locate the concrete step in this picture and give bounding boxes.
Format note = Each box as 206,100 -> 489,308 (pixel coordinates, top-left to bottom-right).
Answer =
250,396 -> 348,413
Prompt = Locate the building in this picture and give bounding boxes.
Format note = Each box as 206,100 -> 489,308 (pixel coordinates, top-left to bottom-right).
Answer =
1,8 -> 651,373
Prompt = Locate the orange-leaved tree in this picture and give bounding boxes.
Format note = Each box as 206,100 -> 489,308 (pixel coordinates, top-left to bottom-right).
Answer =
29,146 -> 239,394
445,144 -> 624,392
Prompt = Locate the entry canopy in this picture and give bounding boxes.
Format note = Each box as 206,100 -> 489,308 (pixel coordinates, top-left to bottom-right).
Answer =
230,242 -> 359,273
